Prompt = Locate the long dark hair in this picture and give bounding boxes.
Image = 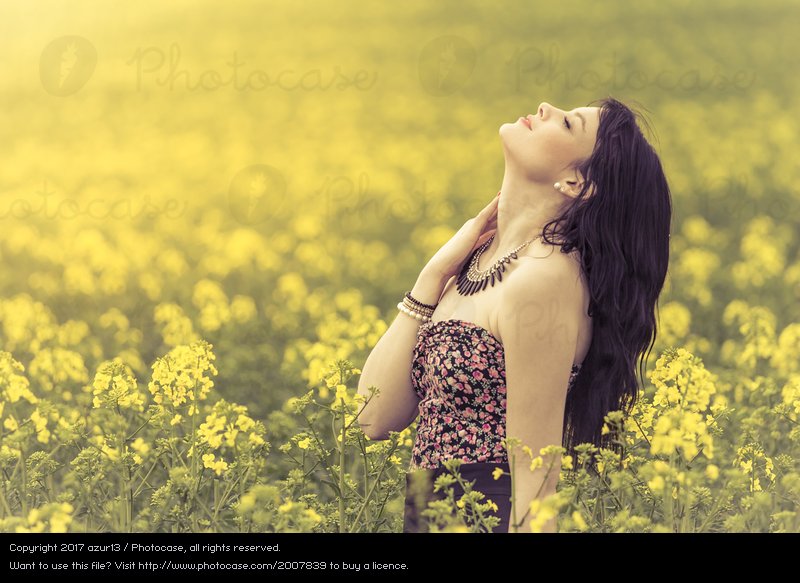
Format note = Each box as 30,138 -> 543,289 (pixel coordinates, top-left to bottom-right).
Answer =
540,96 -> 673,470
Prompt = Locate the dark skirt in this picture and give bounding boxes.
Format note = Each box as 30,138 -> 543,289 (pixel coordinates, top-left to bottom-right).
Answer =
403,461 -> 512,533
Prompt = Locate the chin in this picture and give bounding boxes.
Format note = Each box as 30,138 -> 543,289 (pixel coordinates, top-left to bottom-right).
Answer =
498,123 -> 519,140
499,129 -> 527,153
498,122 -> 511,135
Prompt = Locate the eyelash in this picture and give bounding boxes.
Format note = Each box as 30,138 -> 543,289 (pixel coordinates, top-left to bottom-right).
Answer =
563,116 -> 571,130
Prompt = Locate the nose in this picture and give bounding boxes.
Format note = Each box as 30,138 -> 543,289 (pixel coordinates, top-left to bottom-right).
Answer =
538,102 -> 551,118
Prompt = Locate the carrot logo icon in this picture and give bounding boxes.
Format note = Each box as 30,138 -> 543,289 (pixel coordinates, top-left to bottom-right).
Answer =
418,35 -> 476,96
247,174 -> 268,221
59,42 -> 78,89
40,36 -> 97,96
228,164 -> 287,226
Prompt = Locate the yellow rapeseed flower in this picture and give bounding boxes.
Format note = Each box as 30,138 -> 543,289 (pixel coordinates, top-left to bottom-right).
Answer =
91,360 -> 144,411
131,437 -> 150,455
0,351 -> 37,405
148,341 -> 217,410
4,416 -> 19,432
236,414 -> 255,432
198,412 -> 226,449
572,511 -> 588,531
202,453 -> 228,476
30,410 -> 50,443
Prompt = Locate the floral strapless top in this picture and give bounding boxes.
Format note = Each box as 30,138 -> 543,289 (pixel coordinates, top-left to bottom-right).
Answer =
409,318 -> 582,471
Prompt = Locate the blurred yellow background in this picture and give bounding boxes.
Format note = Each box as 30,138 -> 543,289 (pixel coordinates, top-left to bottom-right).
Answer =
1,0 -> 799,533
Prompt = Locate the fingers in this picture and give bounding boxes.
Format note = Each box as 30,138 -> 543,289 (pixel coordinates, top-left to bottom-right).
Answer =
463,194 -> 500,231
472,228 -> 497,252
477,195 -> 500,219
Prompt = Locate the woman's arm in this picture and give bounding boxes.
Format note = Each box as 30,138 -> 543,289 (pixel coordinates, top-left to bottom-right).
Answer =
356,269 -> 451,440
356,193 -> 501,440
497,254 -> 583,533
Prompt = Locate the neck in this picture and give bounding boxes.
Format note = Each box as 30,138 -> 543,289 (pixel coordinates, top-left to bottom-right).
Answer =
485,171 -> 569,263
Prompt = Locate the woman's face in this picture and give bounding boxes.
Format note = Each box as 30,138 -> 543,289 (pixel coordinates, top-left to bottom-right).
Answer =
500,102 -> 601,186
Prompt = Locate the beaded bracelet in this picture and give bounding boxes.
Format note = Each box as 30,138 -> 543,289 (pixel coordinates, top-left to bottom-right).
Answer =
396,291 -> 437,323
397,300 -> 432,322
404,291 -> 437,311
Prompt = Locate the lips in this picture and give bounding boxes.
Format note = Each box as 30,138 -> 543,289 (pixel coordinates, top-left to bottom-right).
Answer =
520,116 -> 532,130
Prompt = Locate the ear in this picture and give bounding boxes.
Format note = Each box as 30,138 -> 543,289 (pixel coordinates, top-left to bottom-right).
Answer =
579,180 -> 596,198
569,173 -> 595,198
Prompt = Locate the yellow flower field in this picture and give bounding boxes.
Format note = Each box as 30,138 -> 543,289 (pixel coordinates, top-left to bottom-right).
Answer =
0,0 -> 799,532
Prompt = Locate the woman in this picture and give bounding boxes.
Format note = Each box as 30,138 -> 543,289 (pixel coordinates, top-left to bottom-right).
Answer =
357,97 -> 672,533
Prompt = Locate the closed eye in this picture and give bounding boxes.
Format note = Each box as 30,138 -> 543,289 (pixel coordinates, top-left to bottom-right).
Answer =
563,116 -> 571,130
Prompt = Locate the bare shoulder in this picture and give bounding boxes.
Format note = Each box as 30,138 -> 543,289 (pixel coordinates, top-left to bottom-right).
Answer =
506,248 -> 583,298
496,248 -> 584,341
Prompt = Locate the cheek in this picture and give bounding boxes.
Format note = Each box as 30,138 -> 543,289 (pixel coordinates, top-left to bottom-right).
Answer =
527,132 -> 569,163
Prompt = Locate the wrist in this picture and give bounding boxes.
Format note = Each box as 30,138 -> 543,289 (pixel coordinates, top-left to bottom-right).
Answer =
419,265 -> 451,287
411,270 -> 449,307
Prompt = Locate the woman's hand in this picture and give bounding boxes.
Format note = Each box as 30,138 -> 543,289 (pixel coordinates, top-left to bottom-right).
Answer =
423,192 -> 500,281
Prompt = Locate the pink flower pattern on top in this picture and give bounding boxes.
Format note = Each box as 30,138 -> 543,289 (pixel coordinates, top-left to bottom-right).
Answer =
409,319 -> 582,471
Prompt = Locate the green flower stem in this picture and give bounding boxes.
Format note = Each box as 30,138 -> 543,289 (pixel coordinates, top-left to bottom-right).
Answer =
125,413 -> 155,441
666,450 -> 676,530
360,445 -> 369,525
118,431 -> 131,532
190,376 -> 199,532
449,466 -> 493,532
7,401 -> 29,516
133,458 -> 160,497
214,465 -> 251,527
348,439 -> 399,532
512,456 -> 559,531
169,439 -> 189,470
509,449 -> 518,532
212,478 -> 218,525
338,396 -> 346,533
696,480 -> 729,531
19,446 -> 28,516
593,464 -> 623,510
189,490 -> 216,523
0,478 -> 13,517
300,409 -> 337,487
33,444 -> 64,471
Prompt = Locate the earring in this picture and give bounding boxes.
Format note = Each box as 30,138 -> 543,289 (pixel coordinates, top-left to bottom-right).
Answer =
554,181 -> 566,192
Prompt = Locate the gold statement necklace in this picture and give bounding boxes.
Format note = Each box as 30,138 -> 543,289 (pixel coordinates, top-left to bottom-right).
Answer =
455,233 -> 542,296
